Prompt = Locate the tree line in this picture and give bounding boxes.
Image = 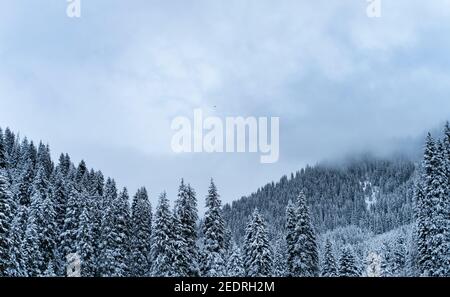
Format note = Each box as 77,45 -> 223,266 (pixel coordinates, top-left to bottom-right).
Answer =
0,123 -> 449,277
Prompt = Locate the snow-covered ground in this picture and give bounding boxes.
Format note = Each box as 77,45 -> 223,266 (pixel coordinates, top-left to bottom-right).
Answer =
360,180 -> 380,210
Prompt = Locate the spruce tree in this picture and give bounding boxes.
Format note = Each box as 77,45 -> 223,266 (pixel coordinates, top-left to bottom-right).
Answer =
0,170 -> 12,275
0,128 -> 6,169
416,133 -> 448,276
173,180 -> 199,276
272,238 -> 288,277
338,246 -> 359,277
98,178 -> 119,276
243,209 -> 272,277
61,181 -> 81,273
113,187 -> 132,276
201,179 -> 226,276
226,243 -> 244,277
321,239 -> 338,277
77,195 -> 96,276
285,191 -> 319,277
129,187 -> 151,276
6,205 -> 27,276
151,192 -> 174,276
22,210 -> 42,276
391,235 -> 406,276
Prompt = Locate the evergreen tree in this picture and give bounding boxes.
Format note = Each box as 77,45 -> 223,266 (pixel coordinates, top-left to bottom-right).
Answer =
272,238 -> 288,277
321,239 -> 338,277
61,182 -> 81,271
338,246 -> 359,277
77,195 -> 96,276
129,187 -> 151,276
380,242 -> 393,277
22,210 -> 42,276
416,133 -> 448,276
226,243 -> 244,277
0,170 -> 12,275
113,188 -> 132,276
0,128 -> 6,169
6,205 -> 27,276
151,192 -> 174,276
391,235 -> 406,276
173,180 -> 199,276
285,191 -> 319,277
243,209 -> 272,277
201,179 -> 226,276
98,178 -> 119,276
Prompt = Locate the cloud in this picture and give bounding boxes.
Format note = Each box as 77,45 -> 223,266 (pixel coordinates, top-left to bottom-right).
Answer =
1,0 -> 450,208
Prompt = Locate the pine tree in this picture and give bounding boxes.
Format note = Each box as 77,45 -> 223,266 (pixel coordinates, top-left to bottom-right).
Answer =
40,181 -> 57,274
226,243 -> 244,277
61,182 -> 81,272
272,238 -> 288,277
321,239 -> 338,277
285,191 -> 319,277
22,210 -> 42,276
6,205 -> 27,276
391,235 -> 406,276
129,187 -> 151,276
380,242 -> 393,277
98,178 -> 119,276
151,192 -> 174,276
0,128 -> 7,169
416,133 -> 448,276
113,188 -> 132,276
77,195 -> 96,276
173,180 -> 199,276
338,246 -> 359,277
0,170 -> 12,275
201,179 -> 226,276
243,209 -> 272,277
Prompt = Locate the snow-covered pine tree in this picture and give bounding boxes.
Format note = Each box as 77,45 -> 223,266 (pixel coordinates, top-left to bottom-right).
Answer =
98,178 -> 119,276
338,246 -> 359,277
201,179 -> 226,276
76,194 -> 96,276
391,235 -> 406,277
285,191 -> 319,277
40,180 -> 57,274
226,243 -> 244,277
61,181 -> 81,274
27,165 -> 56,274
37,142 -> 53,179
17,162 -> 34,206
129,187 -> 152,276
443,122 -> 450,275
0,128 -> 6,169
21,209 -> 42,276
89,170 -> 104,276
321,239 -> 338,277
285,200 -> 296,276
380,241 -> 393,277
112,187 -> 132,276
6,205 -> 27,276
0,169 -> 12,276
173,180 -> 199,276
243,209 -> 272,277
150,192 -> 174,277
416,133 -> 448,276
272,238 -> 288,277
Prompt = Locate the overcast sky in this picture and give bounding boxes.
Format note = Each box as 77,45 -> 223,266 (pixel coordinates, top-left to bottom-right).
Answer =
1,0 -> 450,211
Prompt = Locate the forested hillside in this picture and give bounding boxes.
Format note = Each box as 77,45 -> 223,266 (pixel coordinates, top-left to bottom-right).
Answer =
223,156 -> 416,242
0,123 -> 448,277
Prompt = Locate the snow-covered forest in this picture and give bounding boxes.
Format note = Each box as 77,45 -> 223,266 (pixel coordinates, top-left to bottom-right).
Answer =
0,123 -> 449,277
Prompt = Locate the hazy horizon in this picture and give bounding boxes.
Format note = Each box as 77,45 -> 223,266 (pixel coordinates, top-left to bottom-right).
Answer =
2,1 -> 450,211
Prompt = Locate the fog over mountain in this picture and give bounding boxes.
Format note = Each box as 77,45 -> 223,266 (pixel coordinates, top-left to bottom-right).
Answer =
1,1 -> 450,208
